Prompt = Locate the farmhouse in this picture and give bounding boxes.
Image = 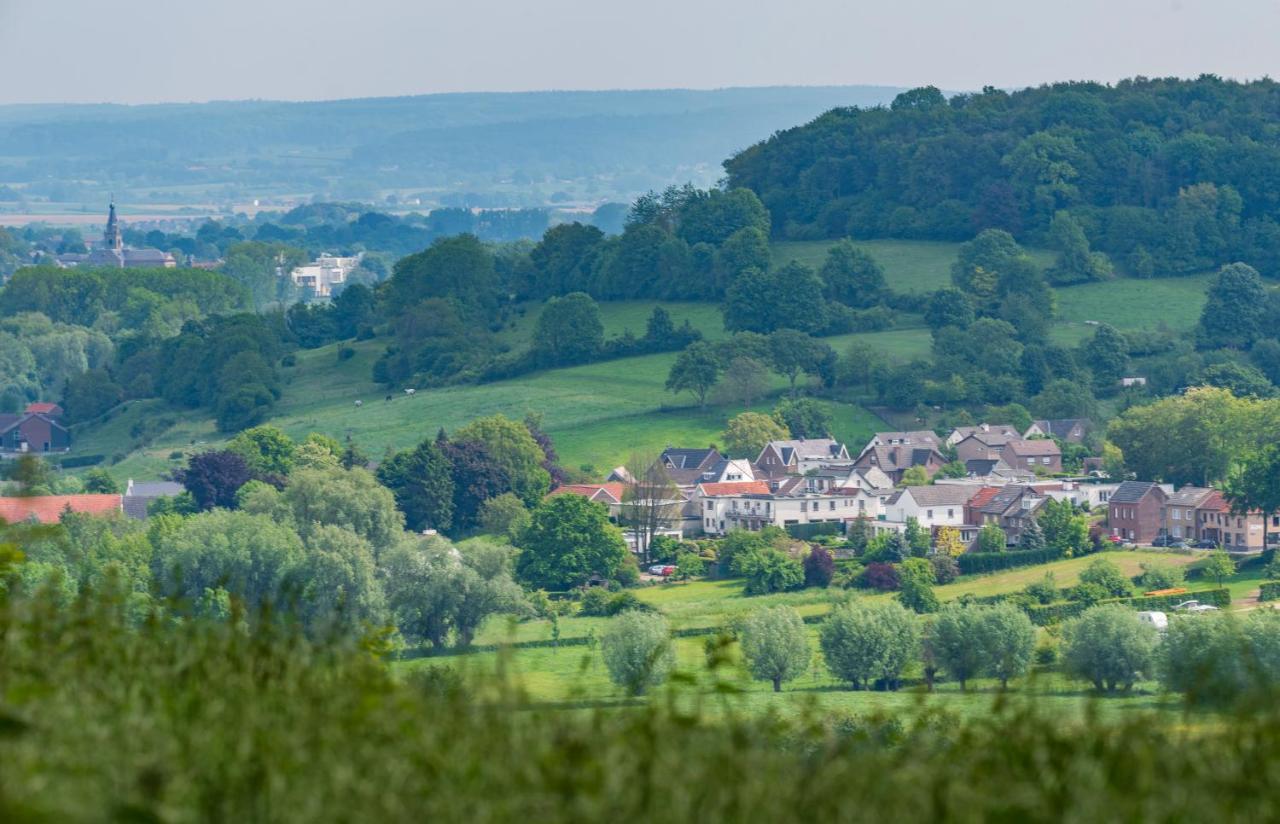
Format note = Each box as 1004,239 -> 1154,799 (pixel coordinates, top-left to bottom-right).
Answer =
0,412 -> 71,455
122,480 -> 186,520
1196,491 -> 1271,551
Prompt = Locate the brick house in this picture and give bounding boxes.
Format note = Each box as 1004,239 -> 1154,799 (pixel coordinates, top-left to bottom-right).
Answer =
1107,481 -> 1168,543
972,485 -> 1048,547
1160,486 -> 1215,542
755,439 -> 850,477
1197,491 -> 1271,552
0,413 -> 71,455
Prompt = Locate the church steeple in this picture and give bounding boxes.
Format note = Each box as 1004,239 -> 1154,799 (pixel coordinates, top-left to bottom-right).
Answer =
104,197 -> 122,253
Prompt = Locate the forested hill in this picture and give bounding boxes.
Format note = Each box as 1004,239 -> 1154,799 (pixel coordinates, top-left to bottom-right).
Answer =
725,77 -> 1280,279
0,86 -> 904,207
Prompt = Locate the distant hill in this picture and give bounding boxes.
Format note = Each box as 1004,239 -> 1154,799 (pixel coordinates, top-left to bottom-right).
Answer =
0,86 -> 905,209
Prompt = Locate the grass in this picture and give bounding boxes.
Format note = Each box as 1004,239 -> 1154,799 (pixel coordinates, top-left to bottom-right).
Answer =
1054,273 -> 1212,334
407,549 -> 1236,715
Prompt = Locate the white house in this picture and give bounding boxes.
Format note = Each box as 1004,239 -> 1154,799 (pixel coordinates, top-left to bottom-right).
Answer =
694,477 -> 881,536
290,253 -> 362,298
883,485 -> 979,529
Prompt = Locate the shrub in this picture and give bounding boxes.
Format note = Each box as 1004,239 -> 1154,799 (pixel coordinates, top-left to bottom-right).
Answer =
1137,561 -> 1184,591
803,545 -> 835,588
1259,582 -> 1280,602
675,551 -> 705,579
820,600 -> 919,690
600,611 -> 675,695
337,345 -> 356,361
958,547 -> 1057,574
930,554 -> 960,585
896,558 -> 938,614
1078,558 -> 1132,597
578,587 -> 613,617
1024,572 -> 1059,605
740,606 -> 812,692
1061,605 -> 1158,692
739,548 -> 804,596
861,562 -> 899,591
1158,612 -> 1248,705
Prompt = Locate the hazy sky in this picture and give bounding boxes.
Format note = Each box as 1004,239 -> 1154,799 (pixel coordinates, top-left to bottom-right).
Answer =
1,0 -> 1278,104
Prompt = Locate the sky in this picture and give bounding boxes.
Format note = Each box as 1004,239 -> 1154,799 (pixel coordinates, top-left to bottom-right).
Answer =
1,0 -> 1279,104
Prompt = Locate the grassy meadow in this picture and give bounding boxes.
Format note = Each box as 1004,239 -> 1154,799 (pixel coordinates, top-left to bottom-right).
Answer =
402,549 -> 1245,719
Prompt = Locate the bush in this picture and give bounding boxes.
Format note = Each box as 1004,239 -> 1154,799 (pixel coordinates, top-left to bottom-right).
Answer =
674,551 -> 705,579
1137,561 -> 1184,591
1158,612 -> 1249,706
578,588 -> 612,617
1061,605 -> 1158,692
1079,558 -> 1132,598
1260,582 -> 1280,602
958,547 -> 1058,574
804,546 -> 835,588
1023,572 -> 1059,605
820,600 -> 919,690
739,548 -> 804,596
600,611 -> 675,695
896,558 -> 938,614
337,345 -> 356,361
861,562 -> 899,591
930,554 -> 959,585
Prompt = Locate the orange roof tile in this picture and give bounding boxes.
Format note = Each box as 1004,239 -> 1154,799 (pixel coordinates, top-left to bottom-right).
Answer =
698,481 -> 772,496
0,495 -> 122,524
965,486 -> 1002,510
24,403 -> 62,415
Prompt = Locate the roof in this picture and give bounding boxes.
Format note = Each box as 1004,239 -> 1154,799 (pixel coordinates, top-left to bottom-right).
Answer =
0,414 -> 19,431
1003,438 -> 1061,457
1030,419 -> 1089,439
980,486 -> 1043,516
966,486 -> 1003,511
24,402 -> 62,416
760,439 -> 847,463
965,459 -> 1000,476
1110,480 -> 1163,505
957,431 -> 1013,448
899,485 -> 979,508
0,412 -> 69,436
858,444 -> 945,473
0,495 -> 122,524
125,480 -> 184,498
1166,486 -> 1215,508
698,480 -> 772,497
547,483 -> 624,504
951,424 -> 1020,440
1198,490 -> 1229,513
659,447 -> 718,470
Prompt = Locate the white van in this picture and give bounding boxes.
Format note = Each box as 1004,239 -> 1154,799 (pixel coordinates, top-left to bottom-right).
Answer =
1137,611 -> 1168,631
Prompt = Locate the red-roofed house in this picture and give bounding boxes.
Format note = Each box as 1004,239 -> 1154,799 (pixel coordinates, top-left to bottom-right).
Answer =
1197,490 -> 1271,552
694,478 -> 880,536
25,402 -> 64,418
0,494 -> 122,524
964,486 -> 1003,526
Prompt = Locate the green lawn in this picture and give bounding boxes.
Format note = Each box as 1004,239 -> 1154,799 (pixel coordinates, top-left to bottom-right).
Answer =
1054,273 -> 1212,333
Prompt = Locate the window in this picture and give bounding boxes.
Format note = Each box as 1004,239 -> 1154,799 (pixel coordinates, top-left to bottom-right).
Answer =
926,509 -> 934,519
947,508 -> 954,519
1042,457 -> 1051,465
829,501 -> 836,511
706,501 -> 714,511
1172,509 -> 1180,521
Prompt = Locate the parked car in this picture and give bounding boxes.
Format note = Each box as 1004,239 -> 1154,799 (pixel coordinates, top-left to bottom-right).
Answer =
1193,539 -> 1219,549
1151,535 -> 1174,547
1173,600 -> 1220,613
647,564 -> 677,577
1107,535 -> 1126,544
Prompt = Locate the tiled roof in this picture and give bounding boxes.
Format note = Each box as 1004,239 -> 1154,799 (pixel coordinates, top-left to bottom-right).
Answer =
965,486 -> 1003,511
24,402 -> 62,415
952,424 -> 1020,440
660,448 -> 717,469
901,485 -> 979,507
1003,438 -> 1061,456
1166,486 -> 1215,507
1110,480 -> 1160,504
0,495 -> 122,524
762,439 -> 846,461
698,481 -> 771,496
1198,490 -> 1229,512
1031,419 -> 1089,439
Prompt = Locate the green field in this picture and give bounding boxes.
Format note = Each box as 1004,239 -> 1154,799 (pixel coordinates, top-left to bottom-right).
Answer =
402,550 -> 1237,718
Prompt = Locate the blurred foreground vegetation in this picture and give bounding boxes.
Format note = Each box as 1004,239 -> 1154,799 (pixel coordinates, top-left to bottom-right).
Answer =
3,578 -> 1280,821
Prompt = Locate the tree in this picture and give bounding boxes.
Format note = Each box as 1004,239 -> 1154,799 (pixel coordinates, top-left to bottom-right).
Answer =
620,452 -> 680,564
176,450 -> 253,511
1017,519 -> 1047,551
1031,379 -> 1098,421
925,288 -> 975,331
61,368 -> 122,424
1047,210 -> 1112,284
929,604 -> 986,690
1061,605 -> 1158,692
820,240 -> 886,308
976,603 -> 1036,689
1203,550 -> 1236,589
228,425 -> 296,478
740,606 -> 811,692
722,412 -> 788,459
803,545 -> 835,588
1138,561 -> 1184,591
897,557 -> 939,613
81,468 -> 119,494
665,341 -> 721,408
720,355 -> 769,408
381,536 -> 464,649
1078,557 -> 1132,597
295,524 -> 390,637
1194,362 -> 1274,399
768,329 -> 825,397
1225,443 -> 1280,551
1199,263 -> 1267,349
819,600 -> 920,690
977,523 -> 1007,553
533,292 -> 604,366
454,415 -> 551,508
772,397 -> 832,439
900,466 -> 930,487
1038,498 -> 1089,556
1083,324 -> 1130,392
516,494 -> 630,590
722,267 -> 777,333
477,493 -> 530,541
904,518 -> 931,557
771,261 -> 828,333
738,547 -> 804,596
377,438 -> 455,532
600,610 -> 675,695
934,526 -> 966,558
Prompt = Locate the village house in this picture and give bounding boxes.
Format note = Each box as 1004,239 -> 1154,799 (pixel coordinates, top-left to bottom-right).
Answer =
122,480 -> 186,520
1159,486 -> 1215,543
883,485 -> 977,530
1023,419 -> 1090,443
1196,491 -> 1272,552
853,431 -> 948,484
695,477 -> 880,536
755,438 -> 850,477
0,494 -> 122,524
953,431 -> 1013,464
971,485 -> 1047,547
1107,481 -> 1169,543
1000,438 -> 1062,474
945,423 -> 1020,448
289,253 -> 361,299
0,411 -> 71,455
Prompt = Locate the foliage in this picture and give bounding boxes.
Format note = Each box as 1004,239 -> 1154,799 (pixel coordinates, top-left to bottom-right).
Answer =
904,518 -> 931,557
772,397 -> 832,439
1198,263 -> 1268,350
1203,550 -> 1236,589
228,425 -> 296,478
533,292 -> 604,366
1037,498 -> 1089,556
819,600 -> 920,690
453,415 -> 551,508
958,547 -> 1060,575
930,554 -> 960,585
1061,605 -> 1159,693
860,562 -> 899,591
929,604 -> 986,689
377,437 -> 456,532
933,526 -> 966,558
977,523 -> 1007,553
977,603 -> 1037,688
740,606 -> 812,691
897,557 -> 939,613
1078,558 -> 1132,598
1017,519 -> 1046,552
1137,561 -> 1184,591
600,610 -> 675,695
477,493 -> 530,541
721,412 -> 788,459
665,341 -> 721,408
176,450 -> 254,511
516,494 -> 629,590
803,545 -> 835,588
899,466 -> 930,487
738,547 -> 804,596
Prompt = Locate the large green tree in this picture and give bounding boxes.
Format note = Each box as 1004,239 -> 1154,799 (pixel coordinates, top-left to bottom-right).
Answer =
453,415 -> 551,508
516,494 -> 629,590
1198,263 -> 1267,349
